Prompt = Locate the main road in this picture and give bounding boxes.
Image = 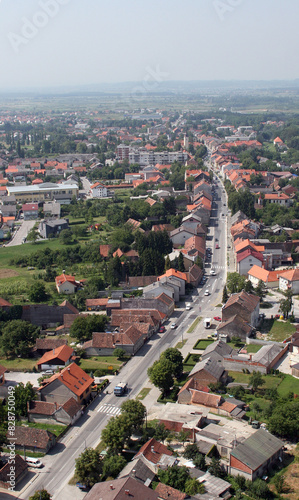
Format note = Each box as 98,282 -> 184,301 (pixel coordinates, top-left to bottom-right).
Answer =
21,179 -> 228,500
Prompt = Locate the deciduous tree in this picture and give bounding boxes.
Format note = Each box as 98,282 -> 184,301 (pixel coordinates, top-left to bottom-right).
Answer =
75,448 -> 102,489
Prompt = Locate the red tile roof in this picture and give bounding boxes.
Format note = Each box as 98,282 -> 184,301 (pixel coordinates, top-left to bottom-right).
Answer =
136,438 -> 173,464
37,344 -> 74,367
39,362 -> 93,398
55,273 -> 77,287
0,297 -> 12,307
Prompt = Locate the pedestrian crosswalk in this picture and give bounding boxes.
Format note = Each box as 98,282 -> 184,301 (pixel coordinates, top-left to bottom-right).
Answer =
97,404 -> 122,416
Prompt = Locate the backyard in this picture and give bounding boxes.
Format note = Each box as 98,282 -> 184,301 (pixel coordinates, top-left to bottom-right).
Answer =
260,318 -> 296,342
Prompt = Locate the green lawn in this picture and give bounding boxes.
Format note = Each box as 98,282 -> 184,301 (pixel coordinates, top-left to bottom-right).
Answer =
228,371 -> 281,390
17,422 -> 66,437
193,339 -> 214,350
0,357 -> 36,370
242,344 -> 262,353
79,356 -> 124,374
261,318 -> 296,342
277,374 -> 299,396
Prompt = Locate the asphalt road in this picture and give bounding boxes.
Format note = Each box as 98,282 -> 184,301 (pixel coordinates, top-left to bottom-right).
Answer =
21,179 -> 228,500
5,220 -> 36,247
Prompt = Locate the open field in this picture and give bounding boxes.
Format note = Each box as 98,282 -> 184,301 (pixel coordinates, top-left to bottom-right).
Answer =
260,318 -> 296,342
0,357 -> 37,370
229,371 -> 299,395
79,356 -> 124,374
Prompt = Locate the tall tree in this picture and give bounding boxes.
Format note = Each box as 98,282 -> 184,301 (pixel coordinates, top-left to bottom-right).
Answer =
249,371 -> 265,393
75,448 -> 102,489
148,358 -> 174,395
160,348 -> 183,378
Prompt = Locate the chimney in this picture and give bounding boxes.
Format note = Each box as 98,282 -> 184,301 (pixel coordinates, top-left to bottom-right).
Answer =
151,446 -> 155,453
132,469 -> 136,477
110,484 -> 114,490
125,491 -> 130,496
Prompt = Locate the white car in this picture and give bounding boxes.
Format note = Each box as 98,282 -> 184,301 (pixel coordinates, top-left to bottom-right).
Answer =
204,290 -> 210,296
170,323 -> 177,329
210,270 -> 216,276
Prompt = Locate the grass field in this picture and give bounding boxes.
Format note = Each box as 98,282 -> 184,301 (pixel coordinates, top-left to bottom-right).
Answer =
17,421 -> 66,437
229,371 -> 299,395
79,356 -> 124,374
243,344 -> 262,353
193,339 -> 214,350
261,318 -> 296,342
0,357 -> 36,370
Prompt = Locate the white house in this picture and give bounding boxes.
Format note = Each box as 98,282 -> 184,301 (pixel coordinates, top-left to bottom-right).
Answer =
237,249 -> 264,276
279,269 -> 299,294
90,182 -> 108,198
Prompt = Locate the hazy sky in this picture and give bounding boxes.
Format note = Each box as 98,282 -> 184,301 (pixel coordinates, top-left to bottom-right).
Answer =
0,0 -> 298,90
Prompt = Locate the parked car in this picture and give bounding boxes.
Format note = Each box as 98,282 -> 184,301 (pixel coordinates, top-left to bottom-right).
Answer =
215,243 -> 219,249
204,290 -> 210,296
159,326 -> 166,333
170,323 -> 177,329
213,316 -> 221,321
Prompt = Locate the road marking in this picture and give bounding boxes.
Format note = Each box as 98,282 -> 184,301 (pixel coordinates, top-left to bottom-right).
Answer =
97,404 -> 121,416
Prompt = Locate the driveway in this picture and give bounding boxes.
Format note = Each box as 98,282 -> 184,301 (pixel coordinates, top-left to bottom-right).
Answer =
6,372 -> 41,386
6,220 -> 36,247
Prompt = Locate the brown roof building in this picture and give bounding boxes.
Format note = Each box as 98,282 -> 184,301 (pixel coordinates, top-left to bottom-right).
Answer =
84,477 -> 159,500
9,426 -> 56,453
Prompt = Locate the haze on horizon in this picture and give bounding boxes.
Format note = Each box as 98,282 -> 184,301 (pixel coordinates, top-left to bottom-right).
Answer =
0,0 -> 298,92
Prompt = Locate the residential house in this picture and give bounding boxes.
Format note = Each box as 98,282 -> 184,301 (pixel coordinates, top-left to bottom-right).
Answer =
237,248 -> 264,276
201,340 -> 236,363
99,244 -> 112,259
21,300 -> 79,328
190,470 -> 232,499
135,438 -> 177,471
37,344 -> 74,371
0,454 -> 28,490
28,397 -> 82,426
10,426 -> 56,453
155,484 -> 188,500
279,268 -> 299,294
86,298 -> 109,311
247,265 -> 287,289
0,297 -> 12,312
83,326 -> 145,356
38,362 -> 94,405
264,192 -> 291,207
143,281 -> 175,301
117,457 -> 156,486
217,314 -> 253,342
43,201 -> 61,217
187,357 -> 227,386
222,291 -> 260,328
170,226 -> 200,248
34,337 -> 68,356
229,429 -> 284,481
55,273 -> 81,294
22,203 -> 39,220
83,477 -> 159,500
158,269 -> 187,295
39,218 -> 69,238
